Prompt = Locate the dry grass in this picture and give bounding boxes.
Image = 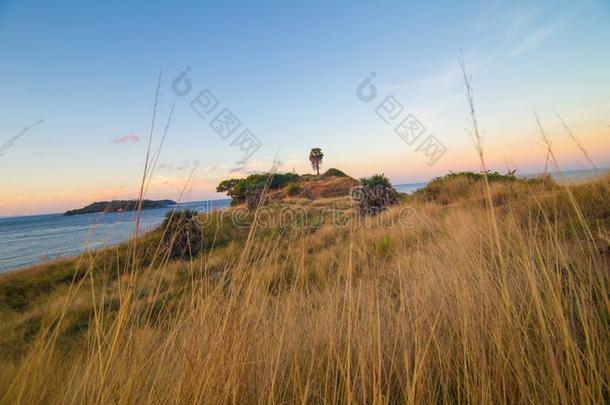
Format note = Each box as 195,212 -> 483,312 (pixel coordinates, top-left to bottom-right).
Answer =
268,176 -> 357,201
0,172 -> 608,404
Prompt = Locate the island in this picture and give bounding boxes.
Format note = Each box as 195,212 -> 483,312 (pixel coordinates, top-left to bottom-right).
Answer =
63,199 -> 177,216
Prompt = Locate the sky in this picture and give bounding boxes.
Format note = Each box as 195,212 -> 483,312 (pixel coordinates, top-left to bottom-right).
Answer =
0,0 -> 609,216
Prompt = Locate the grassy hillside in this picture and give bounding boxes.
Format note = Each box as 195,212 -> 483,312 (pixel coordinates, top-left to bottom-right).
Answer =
0,172 -> 608,403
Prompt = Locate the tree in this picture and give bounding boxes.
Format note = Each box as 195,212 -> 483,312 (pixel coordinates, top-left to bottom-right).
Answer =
309,148 -> 324,175
216,178 -> 241,193
216,173 -> 300,206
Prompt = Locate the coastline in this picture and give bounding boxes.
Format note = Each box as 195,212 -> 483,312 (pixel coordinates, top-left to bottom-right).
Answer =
0,199 -> 231,274
1,168 -> 608,275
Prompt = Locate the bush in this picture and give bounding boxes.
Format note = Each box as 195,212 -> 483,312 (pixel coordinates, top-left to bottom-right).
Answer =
322,168 -> 348,178
418,170 -> 556,204
286,182 -> 301,196
245,187 -> 269,211
377,235 -> 392,257
217,172 -> 300,205
352,174 -> 398,215
161,210 -> 203,260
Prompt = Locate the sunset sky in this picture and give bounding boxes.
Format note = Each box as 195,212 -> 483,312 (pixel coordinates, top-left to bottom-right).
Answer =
1,0 -> 609,216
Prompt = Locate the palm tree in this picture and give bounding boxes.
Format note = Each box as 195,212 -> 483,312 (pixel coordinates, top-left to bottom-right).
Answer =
309,147 -> 324,175
353,174 -> 398,215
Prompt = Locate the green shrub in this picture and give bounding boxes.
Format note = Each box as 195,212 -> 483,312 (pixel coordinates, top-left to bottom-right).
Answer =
217,172 -> 300,205
161,210 -> 203,260
245,187 -> 268,211
322,168 -> 348,178
377,235 -> 392,257
287,182 -> 301,196
353,174 -> 398,215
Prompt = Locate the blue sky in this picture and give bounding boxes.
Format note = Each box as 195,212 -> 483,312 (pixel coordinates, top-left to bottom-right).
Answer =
1,0 -> 609,215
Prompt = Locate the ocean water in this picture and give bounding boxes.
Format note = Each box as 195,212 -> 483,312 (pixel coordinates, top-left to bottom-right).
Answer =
394,182 -> 428,194
523,168 -> 609,183
0,200 -> 231,273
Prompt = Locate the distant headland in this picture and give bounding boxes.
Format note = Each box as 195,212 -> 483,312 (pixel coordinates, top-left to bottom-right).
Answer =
63,199 -> 177,216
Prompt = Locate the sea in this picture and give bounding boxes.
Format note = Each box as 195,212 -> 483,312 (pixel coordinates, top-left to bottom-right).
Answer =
0,168 -> 607,274
0,200 -> 231,273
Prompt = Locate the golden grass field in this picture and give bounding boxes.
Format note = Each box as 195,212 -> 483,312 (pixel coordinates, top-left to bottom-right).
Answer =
0,170 -> 608,404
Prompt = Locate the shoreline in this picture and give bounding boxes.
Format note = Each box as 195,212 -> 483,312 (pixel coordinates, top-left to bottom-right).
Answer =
0,199 -> 232,274
1,168 -> 608,275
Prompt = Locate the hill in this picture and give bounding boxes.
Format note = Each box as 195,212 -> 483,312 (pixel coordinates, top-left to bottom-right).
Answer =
63,199 -> 177,216
0,172 -> 608,403
216,168 -> 358,205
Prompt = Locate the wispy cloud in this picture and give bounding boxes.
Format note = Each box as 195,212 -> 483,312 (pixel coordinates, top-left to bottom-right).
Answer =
156,159 -> 199,172
226,158 -> 277,176
113,134 -> 139,144
471,4 -> 563,64
596,119 -> 610,128
384,62 -> 463,91
496,4 -> 563,59
502,6 -> 541,47
156,163 -> 174,170
176,159 -> 198,171
508,22 -> 561,58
